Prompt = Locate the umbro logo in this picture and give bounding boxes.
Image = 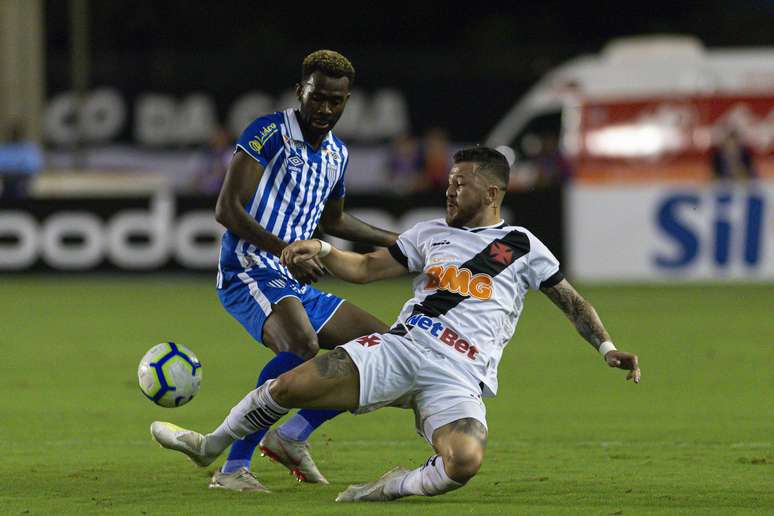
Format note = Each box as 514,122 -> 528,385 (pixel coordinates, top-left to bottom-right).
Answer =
288,156 -> 304,168
430,240 -> 451,248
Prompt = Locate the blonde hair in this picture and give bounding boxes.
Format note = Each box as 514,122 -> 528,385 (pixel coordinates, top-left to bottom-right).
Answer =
302,50 -> 355,86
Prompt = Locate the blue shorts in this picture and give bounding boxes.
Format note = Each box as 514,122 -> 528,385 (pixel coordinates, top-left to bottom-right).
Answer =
217,267 -> 345,345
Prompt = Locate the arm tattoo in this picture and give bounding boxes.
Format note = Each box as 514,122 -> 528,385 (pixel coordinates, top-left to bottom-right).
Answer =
447,418 -> 488,448
541,280 -> 611,350
313,347 -> 358,380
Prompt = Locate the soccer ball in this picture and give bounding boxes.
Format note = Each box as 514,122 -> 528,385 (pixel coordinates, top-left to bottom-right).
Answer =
138,342 -> 202,408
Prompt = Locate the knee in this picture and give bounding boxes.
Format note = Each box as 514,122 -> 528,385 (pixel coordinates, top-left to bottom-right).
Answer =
268,372 -> 297,407
442,444 -> 484,483
266,326 -> 319,360
290,334 -> 319,360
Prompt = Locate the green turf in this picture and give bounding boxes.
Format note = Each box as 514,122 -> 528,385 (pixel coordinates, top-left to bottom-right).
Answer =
1,277 -> 773,514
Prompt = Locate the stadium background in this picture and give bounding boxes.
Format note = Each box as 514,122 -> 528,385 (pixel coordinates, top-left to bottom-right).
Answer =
2,1 -> 773,513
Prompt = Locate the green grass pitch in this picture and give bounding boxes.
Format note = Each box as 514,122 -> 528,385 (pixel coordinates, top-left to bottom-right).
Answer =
1,277 -> 772,514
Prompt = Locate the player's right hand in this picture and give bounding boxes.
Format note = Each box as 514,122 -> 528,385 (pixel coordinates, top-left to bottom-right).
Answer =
282,240 -> 325,284
281,240 -> 322,266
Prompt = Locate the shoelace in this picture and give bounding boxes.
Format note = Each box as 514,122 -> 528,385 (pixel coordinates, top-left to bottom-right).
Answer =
239,469 -> 259,481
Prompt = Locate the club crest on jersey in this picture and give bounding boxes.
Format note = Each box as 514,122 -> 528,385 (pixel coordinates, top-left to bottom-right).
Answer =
489,241 -> 515,266
324,149 -> 341,161
424,265 -> 493,300
356,334 -> 381,347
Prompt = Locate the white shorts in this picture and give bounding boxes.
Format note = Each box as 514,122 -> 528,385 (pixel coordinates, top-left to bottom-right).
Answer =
340,332 -> 487,444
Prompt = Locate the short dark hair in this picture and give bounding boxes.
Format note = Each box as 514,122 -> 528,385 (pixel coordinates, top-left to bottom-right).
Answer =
452,146 -> 509,188
302,50 -> 355,87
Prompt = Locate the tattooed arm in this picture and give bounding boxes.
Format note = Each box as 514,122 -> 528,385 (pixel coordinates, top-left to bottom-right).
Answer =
541,278 -> 641,382
540,279 -> 610,351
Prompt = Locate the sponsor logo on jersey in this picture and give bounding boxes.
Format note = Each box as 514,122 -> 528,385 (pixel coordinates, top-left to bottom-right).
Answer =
413,229 -> 529,318
404,314 -> 479,361
424,264 -> 493,300
287,155 -> 305,173
259,123 -> 277,138
249,123 -> 278,153
430,240 -> 451,248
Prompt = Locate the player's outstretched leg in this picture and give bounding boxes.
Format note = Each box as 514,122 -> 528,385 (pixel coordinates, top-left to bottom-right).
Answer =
151,380 -> 289,474
151,350 -> 360,485
218,352 -> 304,470
336,418 -> 486,502
149,422 -> 220,467
212,352 -> 303,490
220,296 -> 333,485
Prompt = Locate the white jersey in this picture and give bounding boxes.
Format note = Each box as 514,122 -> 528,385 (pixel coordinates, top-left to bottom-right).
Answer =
387,218 -> 562,397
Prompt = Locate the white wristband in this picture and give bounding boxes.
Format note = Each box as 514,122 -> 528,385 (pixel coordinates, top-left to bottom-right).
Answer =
598,341 -> 617,357
317,239 -> 332,257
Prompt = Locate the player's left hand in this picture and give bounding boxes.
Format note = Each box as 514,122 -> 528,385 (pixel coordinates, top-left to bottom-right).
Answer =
604,350 -> 640,383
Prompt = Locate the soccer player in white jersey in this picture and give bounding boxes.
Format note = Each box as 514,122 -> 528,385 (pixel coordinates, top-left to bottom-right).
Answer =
152,146 -> 641,501
212,50 -> 398,491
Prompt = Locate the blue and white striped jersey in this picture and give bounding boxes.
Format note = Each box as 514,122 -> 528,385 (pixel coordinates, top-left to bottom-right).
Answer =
217,108 -> 349,287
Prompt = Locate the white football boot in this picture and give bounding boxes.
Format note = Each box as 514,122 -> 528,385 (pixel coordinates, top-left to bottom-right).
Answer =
149,421 -> 219,467
259,428 -> 329,484
335,466 -> 410,502
209,467 -> 270,493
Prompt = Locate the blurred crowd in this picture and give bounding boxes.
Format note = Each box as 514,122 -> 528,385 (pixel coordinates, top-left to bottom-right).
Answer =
0,121 -> 43,200
5,121 -> 760,199
711,127 -> 757,180
387,129 -> 573,195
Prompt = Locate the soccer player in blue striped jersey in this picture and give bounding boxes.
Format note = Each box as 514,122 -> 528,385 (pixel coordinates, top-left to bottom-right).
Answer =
212,50 -> 398,491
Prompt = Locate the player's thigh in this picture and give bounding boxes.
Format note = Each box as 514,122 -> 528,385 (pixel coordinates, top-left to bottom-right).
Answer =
270,347 -> 360,410
341,333 -> 419,413
262,297 -> 319,359
317,301 -> 389,349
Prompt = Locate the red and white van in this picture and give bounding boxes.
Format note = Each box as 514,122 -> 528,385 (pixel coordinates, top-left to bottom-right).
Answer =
487,35 -> 774,184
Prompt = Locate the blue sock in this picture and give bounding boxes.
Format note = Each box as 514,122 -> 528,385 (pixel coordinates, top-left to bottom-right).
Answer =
221,352 -> 305,473
278,409 -> 343,442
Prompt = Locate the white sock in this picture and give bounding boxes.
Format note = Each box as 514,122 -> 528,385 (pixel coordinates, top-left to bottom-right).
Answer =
385,455 -> 463,497
205,381 -> 289,455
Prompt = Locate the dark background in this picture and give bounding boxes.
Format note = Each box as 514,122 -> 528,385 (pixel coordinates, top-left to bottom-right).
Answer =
43,1 -> 774,142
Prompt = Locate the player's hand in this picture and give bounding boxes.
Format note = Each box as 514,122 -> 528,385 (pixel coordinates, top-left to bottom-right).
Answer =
287,257 -> 324,284
281,240 -> 322,266
604,350 -> 641,383
281,241 -> 325,284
